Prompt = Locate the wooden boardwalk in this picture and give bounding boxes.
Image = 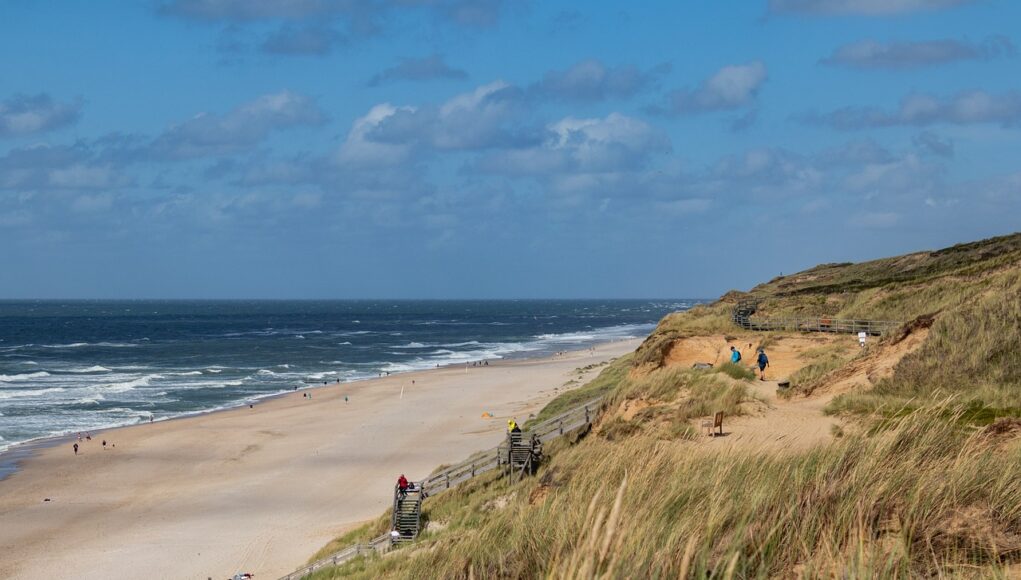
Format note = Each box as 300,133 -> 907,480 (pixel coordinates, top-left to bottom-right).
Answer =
733,300 -> 899,336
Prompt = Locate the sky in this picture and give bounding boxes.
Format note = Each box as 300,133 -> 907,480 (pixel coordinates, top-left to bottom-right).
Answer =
1,0 -> 1020,299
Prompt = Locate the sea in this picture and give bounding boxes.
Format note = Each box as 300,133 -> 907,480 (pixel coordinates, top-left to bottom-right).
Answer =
0,299 -> 696,455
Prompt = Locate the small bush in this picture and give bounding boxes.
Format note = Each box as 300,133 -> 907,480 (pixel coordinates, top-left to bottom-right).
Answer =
715,361 -> 755,381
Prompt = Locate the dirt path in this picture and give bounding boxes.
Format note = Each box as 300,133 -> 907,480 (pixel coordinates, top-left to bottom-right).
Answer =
693,328 -> 931,454
708,379 -> 839,453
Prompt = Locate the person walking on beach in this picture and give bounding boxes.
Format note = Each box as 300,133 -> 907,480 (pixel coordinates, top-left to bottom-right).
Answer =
730,346 -> 742,364
73,442 -> 78,455
756,349 -> 769,381
102,439 -> 107,450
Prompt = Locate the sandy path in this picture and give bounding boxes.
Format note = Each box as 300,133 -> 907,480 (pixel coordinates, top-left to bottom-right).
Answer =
0,340 -> 638,580
709,378 -> 838,453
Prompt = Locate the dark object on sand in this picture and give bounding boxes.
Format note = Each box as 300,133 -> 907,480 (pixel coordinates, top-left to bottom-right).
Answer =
777,381 -> 791,389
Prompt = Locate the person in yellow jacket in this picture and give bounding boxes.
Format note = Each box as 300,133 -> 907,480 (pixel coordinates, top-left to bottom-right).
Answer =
507,419 -> 520,433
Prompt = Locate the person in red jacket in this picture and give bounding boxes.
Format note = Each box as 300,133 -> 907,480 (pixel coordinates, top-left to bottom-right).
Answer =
397,474 -> 409,499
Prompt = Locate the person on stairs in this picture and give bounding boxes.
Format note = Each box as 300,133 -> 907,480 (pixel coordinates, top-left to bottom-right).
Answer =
507,419 -> 520,434
397,473 -> 409,500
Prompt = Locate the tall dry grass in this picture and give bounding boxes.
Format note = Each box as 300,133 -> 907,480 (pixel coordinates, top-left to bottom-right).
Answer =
831,270 -> 1021,418
310,403 -> 1021,579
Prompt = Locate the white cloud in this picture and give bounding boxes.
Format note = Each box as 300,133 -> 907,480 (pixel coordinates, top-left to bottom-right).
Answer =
150,90 -> 327,159
336,103 -> 417,168
654,61 -> 767,116
0,93 -> 82,138
769,0 -> 977,16
806,90 -> 1021,129
531,59 -> 668,102
821,36 -> 1014,69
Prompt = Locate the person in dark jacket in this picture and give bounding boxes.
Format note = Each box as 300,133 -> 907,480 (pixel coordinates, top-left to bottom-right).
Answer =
756,349 -> 769,381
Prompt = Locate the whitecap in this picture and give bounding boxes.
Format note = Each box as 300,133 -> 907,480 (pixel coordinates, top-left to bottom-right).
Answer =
395,342 -> 429,349
102,374 -> 163,393
0,371 -> 51,382
0,387 -> 66,399
67,365 -> 112,373
169,371 -> 202,376
257,369 -> 277,376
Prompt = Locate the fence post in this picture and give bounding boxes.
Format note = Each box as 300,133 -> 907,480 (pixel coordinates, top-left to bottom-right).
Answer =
446,473 -> 450,489
471,462 -> 476,477
559,419 -> 564,435
584,405 -> 590,424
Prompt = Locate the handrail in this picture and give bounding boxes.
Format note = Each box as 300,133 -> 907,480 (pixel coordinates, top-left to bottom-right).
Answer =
732,310 -> 900,336
279,395 -> 604,578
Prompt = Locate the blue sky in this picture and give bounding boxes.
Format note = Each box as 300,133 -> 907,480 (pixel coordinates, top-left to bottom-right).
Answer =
1,0 -> 1020,299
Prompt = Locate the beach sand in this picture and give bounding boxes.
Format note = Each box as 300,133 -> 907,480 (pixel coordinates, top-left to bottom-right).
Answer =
0,340 -> 638,580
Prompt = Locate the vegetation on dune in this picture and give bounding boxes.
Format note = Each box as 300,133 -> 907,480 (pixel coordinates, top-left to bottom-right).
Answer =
829,269 -> 1021,418
786,343 -> 858,393
525,355 -> 631,428
305,233 -> 1021,579
312,403 -> 1021,579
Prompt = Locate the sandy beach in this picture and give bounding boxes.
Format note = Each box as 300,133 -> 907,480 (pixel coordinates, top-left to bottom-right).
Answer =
0,339 -> 638,580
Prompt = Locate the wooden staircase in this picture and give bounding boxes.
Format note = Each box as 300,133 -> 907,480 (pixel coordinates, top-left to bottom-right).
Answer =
732,299 -> 759,329
505,431 -> 543,481
390,484 -> 422,544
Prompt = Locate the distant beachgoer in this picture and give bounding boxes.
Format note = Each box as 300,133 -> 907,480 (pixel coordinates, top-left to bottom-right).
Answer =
249,404 -> 253,409
102,440 -> 107,449
149,417 -> 153,423
730,346 -> 742,364
73,443 -> 78,455
344,396 -> 349,403
508,419 -> 520,434
757,349 -> 769,381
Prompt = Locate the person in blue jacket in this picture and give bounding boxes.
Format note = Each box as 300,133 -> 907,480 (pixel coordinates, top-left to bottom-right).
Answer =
756,349 -> 769,381
730,346 -> 742,364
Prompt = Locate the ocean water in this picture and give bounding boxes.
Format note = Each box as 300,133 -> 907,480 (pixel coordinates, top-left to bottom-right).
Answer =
0,300 -> 694,453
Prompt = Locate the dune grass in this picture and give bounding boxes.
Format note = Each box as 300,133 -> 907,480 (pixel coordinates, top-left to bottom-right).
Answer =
830,270 -> 1021,418
715,361 -> 756,381
303,233 -> 1021,579
310,403 -> 1021,579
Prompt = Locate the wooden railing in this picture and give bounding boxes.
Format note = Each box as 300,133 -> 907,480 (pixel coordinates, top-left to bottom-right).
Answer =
732,301 -> 899,336
735,317 -> 900,335
278,396 -> 603,579
420,397 -> 601,496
